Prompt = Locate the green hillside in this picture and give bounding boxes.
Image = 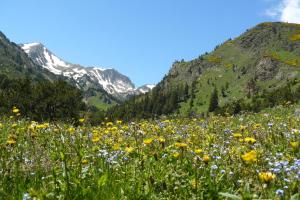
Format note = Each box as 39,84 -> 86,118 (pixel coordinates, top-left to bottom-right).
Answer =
107,22 -> 300,120
0,32 -> 58,81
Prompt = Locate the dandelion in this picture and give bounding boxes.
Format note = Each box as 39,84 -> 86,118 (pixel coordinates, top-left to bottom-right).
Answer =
82,159 -> 89,165
125,146 -> 134,154
241,150 -> 257,163
233,133 -> 242,138
259,172 -> 276,183
240,125 -> 247,131
106,122 -> 113,126
112,144 -> 120,150
7,135 -> 17,145
244,137 -> 256,144
92,135 -> 100,143
203,155 -> 210,163
68,127 -> 75,134
290,141 -> 299,149
175,142 -> 188,148
173,152 -> 180,158
12,106 -> 20,114
194,148 -> 203,155
157,137 -> 165,143
143,138 -> 154,145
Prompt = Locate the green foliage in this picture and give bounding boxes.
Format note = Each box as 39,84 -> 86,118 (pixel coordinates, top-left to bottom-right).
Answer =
0,74 -> 85,122
208,87 -> 219,112
216,81 -> 299,115
106,83 -> 190,121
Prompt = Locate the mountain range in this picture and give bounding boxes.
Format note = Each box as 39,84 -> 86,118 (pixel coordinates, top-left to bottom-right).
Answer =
20,42 -> 154,108
0,31 -> 155,110
2,22 -> 300,120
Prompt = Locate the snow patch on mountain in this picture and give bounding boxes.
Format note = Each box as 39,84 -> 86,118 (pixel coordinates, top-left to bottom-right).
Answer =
136,84 -> 156,94
20,43 -> 154,98
22,43 -> 41,53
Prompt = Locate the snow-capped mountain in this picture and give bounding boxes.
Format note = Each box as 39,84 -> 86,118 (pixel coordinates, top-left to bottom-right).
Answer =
21,43 -> 154,98
135,84 -> 156,94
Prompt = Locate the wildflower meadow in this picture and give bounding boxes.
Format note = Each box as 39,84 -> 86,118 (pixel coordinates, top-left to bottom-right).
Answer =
1,105 -> 300,199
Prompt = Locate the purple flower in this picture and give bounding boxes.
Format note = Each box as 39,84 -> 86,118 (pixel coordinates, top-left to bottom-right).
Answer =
275,189 -> 284,196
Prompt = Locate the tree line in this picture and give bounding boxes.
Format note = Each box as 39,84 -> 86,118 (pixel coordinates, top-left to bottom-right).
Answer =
105,83 -> 191,121
0,74 -> 85,122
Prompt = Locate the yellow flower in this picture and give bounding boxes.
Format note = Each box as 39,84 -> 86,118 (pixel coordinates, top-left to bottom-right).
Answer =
290,141 -> 299,149
36,123 -> 49,129
175,142 -> 188,148
68,127 -> 75,133
191,179 -> 197,189
12,107 -> 20,113
112,144 -> 120,150
194,148 -> 203,155
116,120 -> 122,124
143,138 -> 154,145
173,152 -> 180,158
240,125 -> 247,131
157,137 -> 166,143
203,155 -> 210,163
92,135 -> 100,143
82,159 -> 89,165
6,135 -> 17,145
259,172 -> 276,183
79,118 -> 85,123
241,150 -> 257,163
125,146 -> 134,153
244,137 -> 256,144
106,122 -> 113,126
253,123 -> 262,129
233,133 -> 242,138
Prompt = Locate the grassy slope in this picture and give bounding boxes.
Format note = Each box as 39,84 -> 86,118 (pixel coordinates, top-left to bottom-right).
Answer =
177,22 -> 300,115
87,93 -> 116,110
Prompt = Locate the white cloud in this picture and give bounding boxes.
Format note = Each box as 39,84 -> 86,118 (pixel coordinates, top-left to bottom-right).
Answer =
266,0 -> 300,24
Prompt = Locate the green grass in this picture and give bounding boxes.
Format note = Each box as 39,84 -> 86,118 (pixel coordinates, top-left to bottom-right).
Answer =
1,105 -> 300,199
87,94 -> 115,110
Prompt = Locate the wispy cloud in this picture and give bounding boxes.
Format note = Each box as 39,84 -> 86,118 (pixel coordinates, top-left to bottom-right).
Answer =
265,0 -> 300,23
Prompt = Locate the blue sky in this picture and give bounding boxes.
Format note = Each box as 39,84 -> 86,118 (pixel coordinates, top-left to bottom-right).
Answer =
1,0 -> 299,87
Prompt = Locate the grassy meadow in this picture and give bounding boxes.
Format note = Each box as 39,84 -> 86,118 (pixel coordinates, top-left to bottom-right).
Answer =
1,105 -> 300,199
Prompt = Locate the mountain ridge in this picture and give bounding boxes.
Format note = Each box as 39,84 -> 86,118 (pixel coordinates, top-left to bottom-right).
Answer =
20,42 -> 155,109
106,22 -> 300,120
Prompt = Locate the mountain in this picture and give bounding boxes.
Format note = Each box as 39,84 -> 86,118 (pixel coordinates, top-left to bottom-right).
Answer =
20,43 -> 154,109
21,43 -> 133,95
107,22 -> 300,120
136,84 -> 156,94
0,32 -> 58,81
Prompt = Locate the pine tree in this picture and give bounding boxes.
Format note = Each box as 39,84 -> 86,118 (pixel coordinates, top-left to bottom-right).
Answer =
208,87 -> 219,112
